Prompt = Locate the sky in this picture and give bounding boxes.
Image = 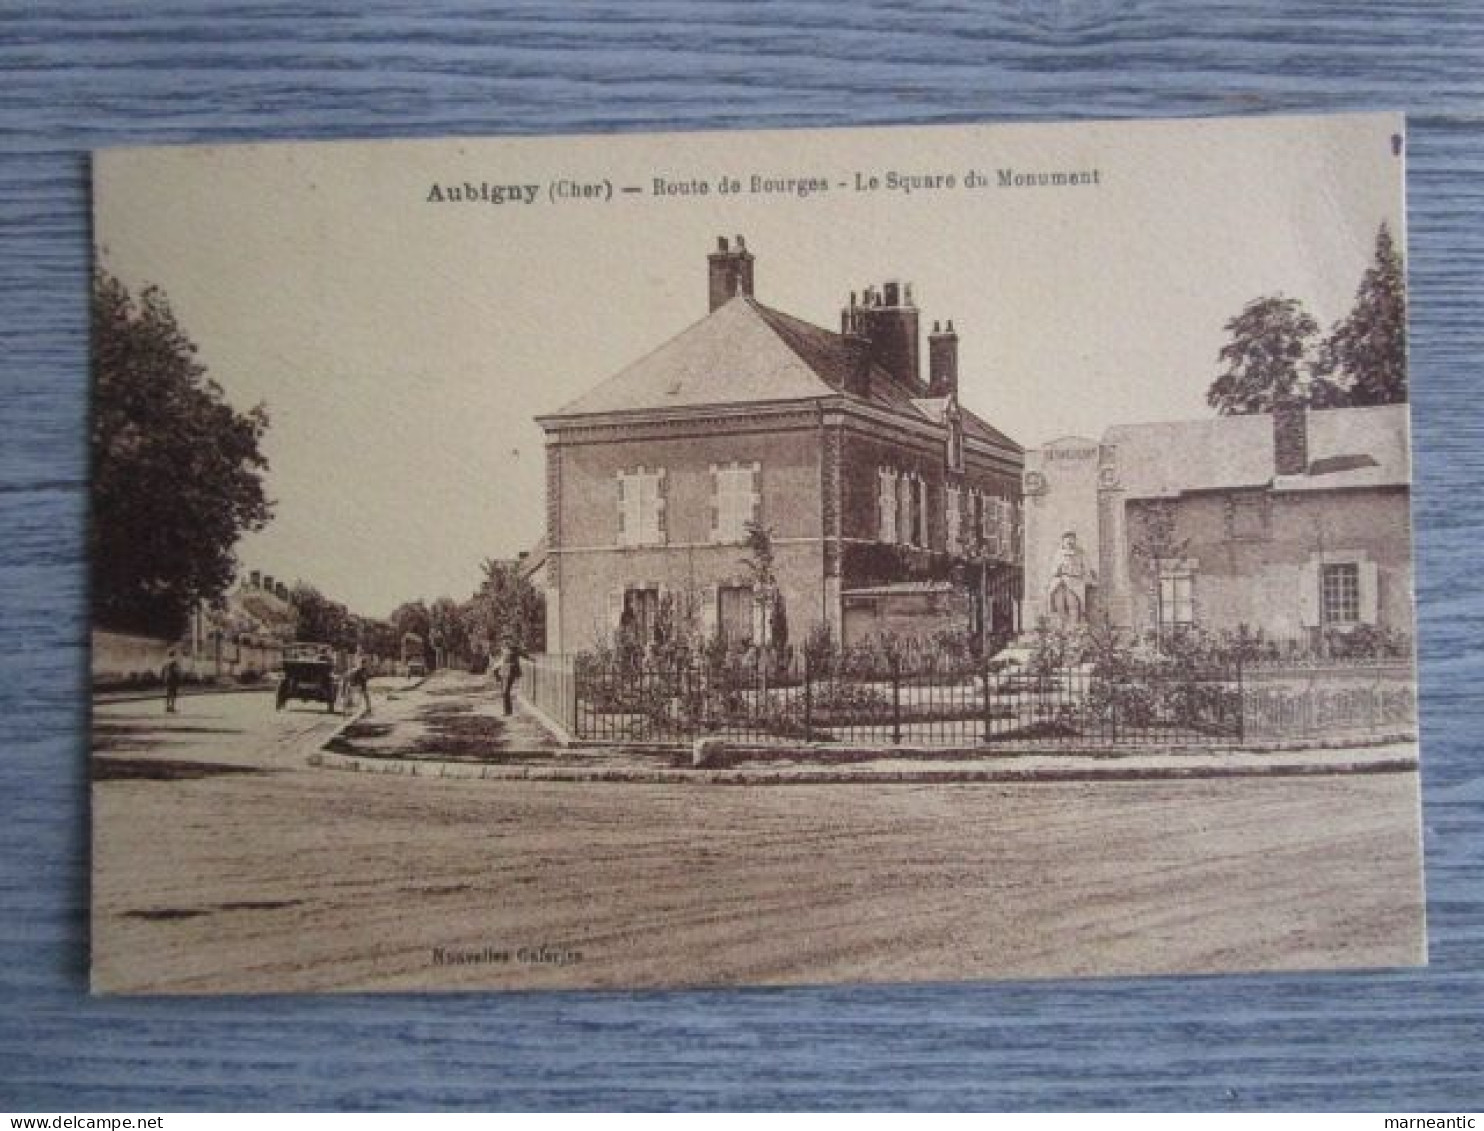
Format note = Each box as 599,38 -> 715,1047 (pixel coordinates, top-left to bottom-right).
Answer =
93,113 -> 1405,618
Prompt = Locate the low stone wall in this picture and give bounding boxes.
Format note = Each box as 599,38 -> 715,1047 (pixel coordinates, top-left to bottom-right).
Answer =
92,628 -> 283,687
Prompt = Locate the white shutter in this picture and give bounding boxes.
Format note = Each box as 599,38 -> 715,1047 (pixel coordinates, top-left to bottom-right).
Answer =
1298,562 -> 1321,628
655,469 -> 668,544
917,476 -> 929,547
1358,560 -> 1380,625
708,465 -> 719,542
879,468 -> 897,543
616,474 -> 628,546
701,585 -> 718,640
749,462 -> 761,529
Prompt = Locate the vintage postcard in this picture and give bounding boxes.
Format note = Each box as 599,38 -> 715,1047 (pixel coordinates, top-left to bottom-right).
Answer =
90,112 -> 1423,994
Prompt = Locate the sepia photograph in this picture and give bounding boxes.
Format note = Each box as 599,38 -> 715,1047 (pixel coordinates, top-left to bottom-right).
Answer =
88,111 -> 1423,994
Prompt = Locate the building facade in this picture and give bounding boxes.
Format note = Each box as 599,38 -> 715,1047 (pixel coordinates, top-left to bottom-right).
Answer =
1022,402 -> 1414,645
536,237 -> 1024,655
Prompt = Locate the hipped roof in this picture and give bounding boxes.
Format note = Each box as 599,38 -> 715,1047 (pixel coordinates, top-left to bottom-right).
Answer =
545,296 -> 1020,453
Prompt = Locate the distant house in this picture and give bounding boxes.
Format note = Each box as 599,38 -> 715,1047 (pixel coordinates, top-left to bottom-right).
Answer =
536,237 -> 1024,655
1022,402 -> 1414,644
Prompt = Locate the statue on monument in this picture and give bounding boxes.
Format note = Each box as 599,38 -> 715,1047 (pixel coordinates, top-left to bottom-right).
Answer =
1047,530 -> 1094,627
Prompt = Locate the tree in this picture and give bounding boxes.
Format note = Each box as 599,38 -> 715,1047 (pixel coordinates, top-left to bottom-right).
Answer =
740,520 -> 784,650
1311,223 -> 1408,407
91,269 -> 272,636
1206,295 -> 1319,416
429,595 -> 468,669
468,560 -> 544,652
289,582 -> 353,648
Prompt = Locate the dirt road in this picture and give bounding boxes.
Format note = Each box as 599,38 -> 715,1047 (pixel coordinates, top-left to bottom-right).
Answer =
91,686 -> 1425,994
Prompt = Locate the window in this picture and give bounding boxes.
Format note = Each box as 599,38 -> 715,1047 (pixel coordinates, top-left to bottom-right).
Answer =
981,495 -> 1013,559
982,496 -> 1002,558
1158,572 -> 1195,628
877,467 -> 898,543
711,462 -> 759,543
717,585 -> 754,647
617,467 -> 666,546
946,484 -> 962,552
620,586 -> 660,644
1321,562 -> 1360,625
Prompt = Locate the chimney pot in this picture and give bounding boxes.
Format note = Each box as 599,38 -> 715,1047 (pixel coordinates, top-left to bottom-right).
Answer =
707,235 -> 754,311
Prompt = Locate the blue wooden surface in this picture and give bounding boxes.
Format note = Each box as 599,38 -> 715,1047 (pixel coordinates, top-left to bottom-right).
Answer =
3,1 -> 1482,1112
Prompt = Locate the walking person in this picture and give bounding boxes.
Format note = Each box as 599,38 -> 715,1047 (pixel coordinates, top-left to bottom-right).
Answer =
499,637 -> 528,717
347,654 -> 373,716
162,649 -> 182,714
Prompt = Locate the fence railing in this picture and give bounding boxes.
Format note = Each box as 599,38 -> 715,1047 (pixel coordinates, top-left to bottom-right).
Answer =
541,649 -> 1415,749
522,653 -> 578,736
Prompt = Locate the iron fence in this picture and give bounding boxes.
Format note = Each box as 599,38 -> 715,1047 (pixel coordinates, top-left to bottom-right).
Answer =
550,648 -> 1417,748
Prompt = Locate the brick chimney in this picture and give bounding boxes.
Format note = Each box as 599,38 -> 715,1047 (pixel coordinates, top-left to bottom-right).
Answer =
841,281 -> 920,390
839,301 -> 873,398
1273,398 -> 1308,476
707,235 -> 754,311
927,319 -> 958,397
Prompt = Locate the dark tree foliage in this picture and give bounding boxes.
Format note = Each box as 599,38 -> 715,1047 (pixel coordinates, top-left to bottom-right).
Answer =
289,582 -> 354,649
1206,295 -> 1319,415
91,269 -> 272,637
390,600 -> 433,649
467,561 -> 544,653
1311,223 -> 1408,408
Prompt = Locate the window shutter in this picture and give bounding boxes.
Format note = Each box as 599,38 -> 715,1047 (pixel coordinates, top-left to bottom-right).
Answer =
656,469 -> 668,543
1298,561 -> 1321,628
749,462 -> 761,528
607,589 -> 624,631
701,585 -> 718,640
616,474 -> 627,545
917,476 -> 929,547
709,465 -> 720,542
879,468 -> 896,543
1358,560 -> 1380,625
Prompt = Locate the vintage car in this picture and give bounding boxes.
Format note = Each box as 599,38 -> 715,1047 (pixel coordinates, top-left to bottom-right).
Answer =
276,643 -> 338,712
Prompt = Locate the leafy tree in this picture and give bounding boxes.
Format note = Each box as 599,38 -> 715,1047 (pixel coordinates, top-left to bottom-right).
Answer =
390,600 -> 432,647
429,595 -> 468,668
359,617 -> 401,661
91,269 -> 272,636
289,582 -> 354,649
467,560 -> 544,652
1206,295 -> 1319,415
1311,223 -> 1408,407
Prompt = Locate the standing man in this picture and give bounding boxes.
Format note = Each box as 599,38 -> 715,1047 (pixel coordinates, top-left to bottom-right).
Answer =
348,654 -> 373,716
162,649 -> 182,714
499,637 -> 527,717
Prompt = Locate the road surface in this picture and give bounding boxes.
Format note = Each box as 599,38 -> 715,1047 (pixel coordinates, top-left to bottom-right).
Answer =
90,678 -> 1426,994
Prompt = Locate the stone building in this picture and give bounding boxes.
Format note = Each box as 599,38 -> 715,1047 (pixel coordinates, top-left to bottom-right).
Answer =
536,237 -> 1024,655
1022,402 -> 1414,644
